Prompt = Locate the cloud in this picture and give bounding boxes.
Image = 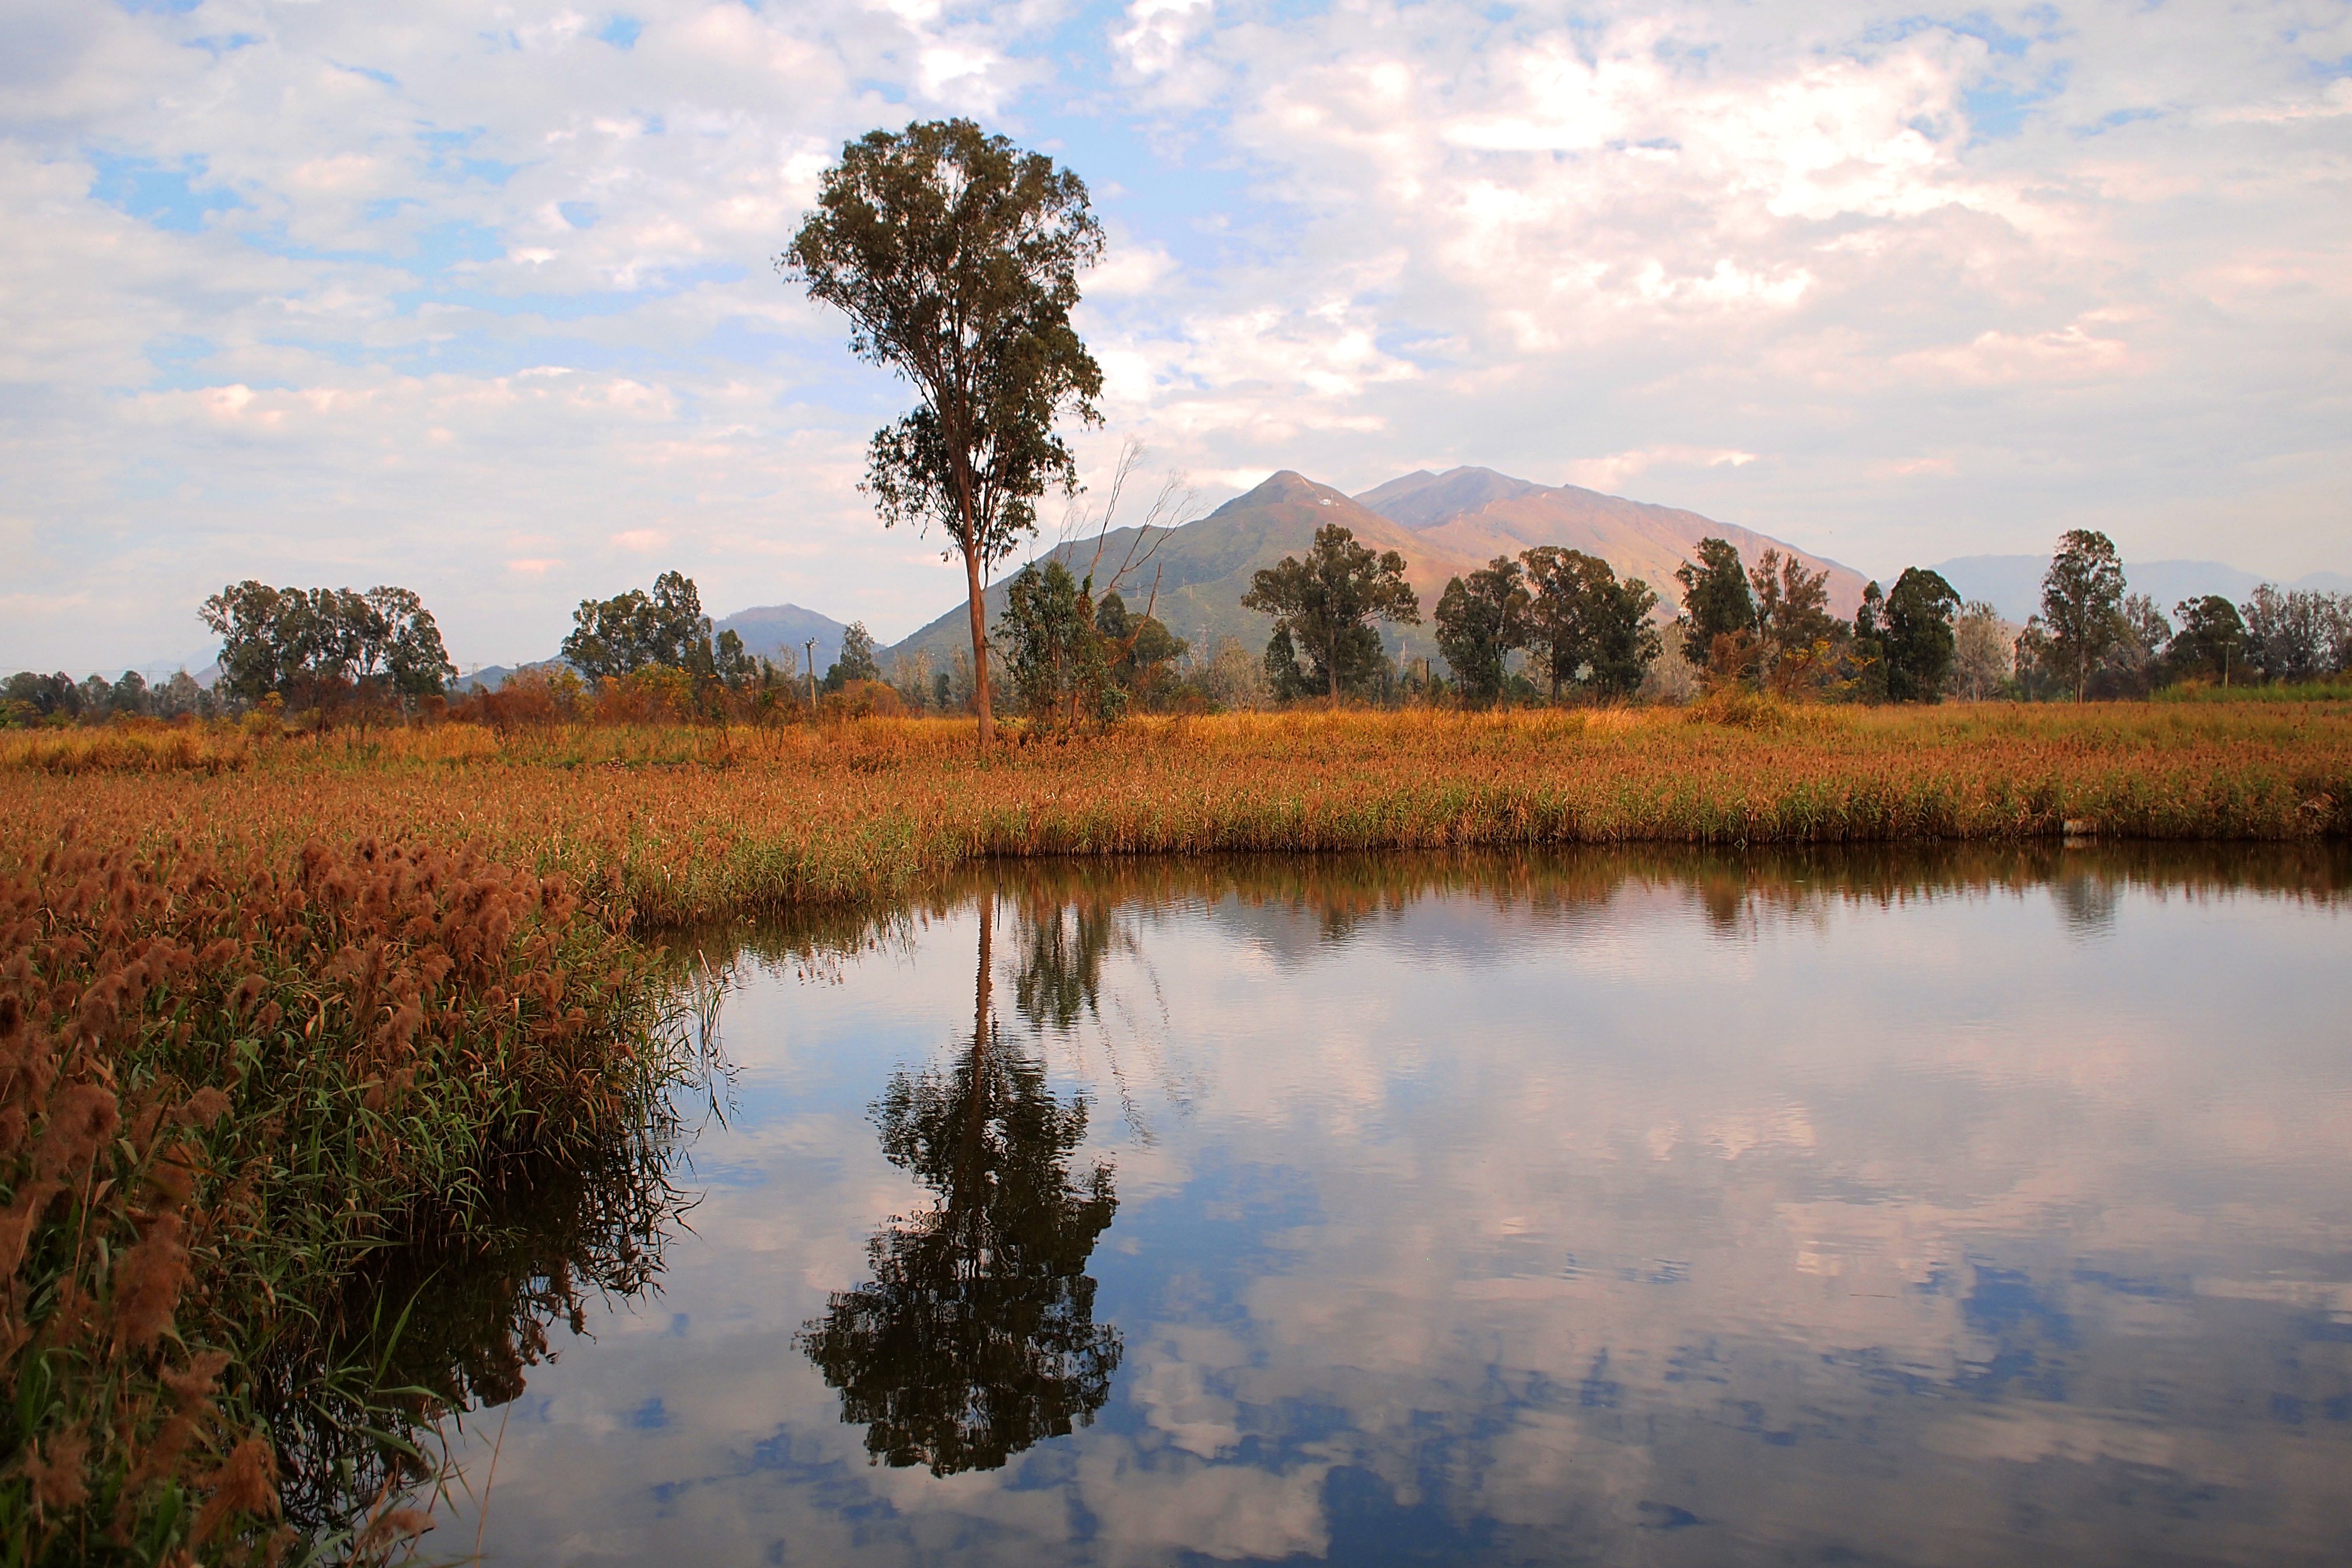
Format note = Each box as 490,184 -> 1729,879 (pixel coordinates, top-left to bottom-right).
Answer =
4,0 -> 2349,669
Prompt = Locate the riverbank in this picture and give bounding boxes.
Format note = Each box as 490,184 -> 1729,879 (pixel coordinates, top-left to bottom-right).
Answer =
5,704 -> 2348,929
1,838 -> 690,1563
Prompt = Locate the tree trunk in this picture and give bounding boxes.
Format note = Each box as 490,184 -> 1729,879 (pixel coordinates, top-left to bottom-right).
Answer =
1327,643 -> 1339,702
965,548 -> 995,747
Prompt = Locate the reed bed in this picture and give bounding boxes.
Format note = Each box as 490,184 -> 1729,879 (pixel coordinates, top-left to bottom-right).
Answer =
3,704 -> 2346,930
1,834 -> 685,1563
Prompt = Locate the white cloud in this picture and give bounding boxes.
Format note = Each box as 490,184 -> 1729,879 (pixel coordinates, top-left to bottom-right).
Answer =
2,0 -> 2348,669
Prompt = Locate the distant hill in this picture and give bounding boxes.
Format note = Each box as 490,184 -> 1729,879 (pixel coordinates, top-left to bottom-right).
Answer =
1359,467 -> 1870,618
1926,558 -> 2352,624
456,659 -> 563,693
884,466 -> 1874,670
711,603 -> 849,678
884,471 -> 1483,670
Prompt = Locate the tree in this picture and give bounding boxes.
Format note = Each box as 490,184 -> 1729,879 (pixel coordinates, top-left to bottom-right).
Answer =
1521,548 -> 1660,701
1748,549 -> 1838,696
1240,523 -> 1421,701
2040,530 -> 2126,701
1202,635 -> 1268,710
1094,589 -> 1188,708
349,586 -> 459,698
2,671 -> 82,722
1846,581 -> 1889,701
1673,538 -> 1758,667
2166,595 -> 2246,685
200,580 -> 454,708
1881,567 -> 1961,702
2238,585 -> 2350,683
784,119 -> 1105,748
1948,601 -> 2012,700
996,559 -> 1119,730
561,572 -> 715,681
825,621 -> 882,691
2094,593 -> 2171,698
1433,555 -> 1530,705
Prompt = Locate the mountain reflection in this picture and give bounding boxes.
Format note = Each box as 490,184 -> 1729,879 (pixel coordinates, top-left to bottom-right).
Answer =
800,892 -> 1122,1476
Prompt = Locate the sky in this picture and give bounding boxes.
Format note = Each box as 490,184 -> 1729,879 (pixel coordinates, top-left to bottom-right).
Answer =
3,0 -> 2348,673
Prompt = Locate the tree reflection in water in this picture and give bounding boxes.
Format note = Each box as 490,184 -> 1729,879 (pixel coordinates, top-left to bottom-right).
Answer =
800,892 -> 1122,1477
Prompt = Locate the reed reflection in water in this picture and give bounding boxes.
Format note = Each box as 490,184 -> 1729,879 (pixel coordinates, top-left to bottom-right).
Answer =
432,844 -> 2351,1567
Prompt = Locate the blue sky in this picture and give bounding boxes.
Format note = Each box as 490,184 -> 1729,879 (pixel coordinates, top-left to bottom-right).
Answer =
4,0 -> 2348,671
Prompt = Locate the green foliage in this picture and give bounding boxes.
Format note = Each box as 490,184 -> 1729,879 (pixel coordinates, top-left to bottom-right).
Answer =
2239,584 -> 2351,684
1674,538 -> 1758,664
998,561 -> 1121,731
1095,590 -> 1189,706
824,622 -> 881,692
1883,568 -> 1961,703
2168,595 -> 2249,684
1263,626 -> 1312,701
1240,524 -> 1421,701
561,571 -> 720,682
1845,582 -> 1889,702
199,583 -> 456,708
2041,529 -> 2126,701
1749,550 -> 1840,697
783,118 -> 1105,741
1434,555 -> 1531,705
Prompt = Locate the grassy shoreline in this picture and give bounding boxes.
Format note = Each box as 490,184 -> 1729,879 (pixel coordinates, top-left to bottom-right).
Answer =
2,838 -> 691,1563
5,704 -> 2348,929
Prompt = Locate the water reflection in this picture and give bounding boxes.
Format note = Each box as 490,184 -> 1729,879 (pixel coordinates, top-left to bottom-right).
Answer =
258,1115 -> 690,1539
799,892 -> 1123,1476
436,842 -> 2352,1567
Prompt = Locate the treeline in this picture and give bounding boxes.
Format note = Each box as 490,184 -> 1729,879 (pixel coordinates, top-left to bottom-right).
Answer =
1224,523 -> 2352,713
10,536 -> 2350,734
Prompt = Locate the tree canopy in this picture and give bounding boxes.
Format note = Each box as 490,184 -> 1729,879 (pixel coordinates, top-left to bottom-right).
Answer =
1748,549 -> 1838,696
1882,567 -> 1961,702
1673,537 -> 1758,669
1240,523 -> 1420,701
1434,554 -> 1530,705
824,622 -> 881,691
1521,547 -> 1661,700
2040,529 -> 2126,701
783,118 -> 1104,747
199,582 -> 455,707
560,571 -> 727,682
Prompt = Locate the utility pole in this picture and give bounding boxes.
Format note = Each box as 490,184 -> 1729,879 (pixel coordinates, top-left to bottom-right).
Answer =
804,638 -> 818,711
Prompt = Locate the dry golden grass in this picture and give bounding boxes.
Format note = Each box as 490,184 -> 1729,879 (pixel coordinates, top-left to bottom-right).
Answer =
5,702 -> 2347,929
1,835 -> 679,1562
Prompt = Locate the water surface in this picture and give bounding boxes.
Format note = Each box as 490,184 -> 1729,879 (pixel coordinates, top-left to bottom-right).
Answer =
435,846 -> 2352,1566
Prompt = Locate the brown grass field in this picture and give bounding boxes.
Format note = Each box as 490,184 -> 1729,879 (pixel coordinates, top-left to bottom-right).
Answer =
5,701 -> 2349,929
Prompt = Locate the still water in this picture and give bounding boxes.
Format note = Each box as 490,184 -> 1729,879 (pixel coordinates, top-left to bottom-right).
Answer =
435,847 -> 2351,1566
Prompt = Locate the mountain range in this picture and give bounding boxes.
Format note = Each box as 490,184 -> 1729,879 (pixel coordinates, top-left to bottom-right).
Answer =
881,467 -> 1867,670
428,464 -> 2343,687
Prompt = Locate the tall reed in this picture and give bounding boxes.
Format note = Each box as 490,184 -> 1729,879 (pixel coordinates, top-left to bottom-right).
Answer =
1,832 -> 686,1563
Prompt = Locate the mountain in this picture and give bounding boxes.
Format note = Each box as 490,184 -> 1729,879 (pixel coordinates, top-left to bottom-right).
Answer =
712,603 -> 849,678
1357,467 -> 1870,618
884,472 -> 1483,670
1925,559 -> 2352,625
883,466 -> 1878,670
